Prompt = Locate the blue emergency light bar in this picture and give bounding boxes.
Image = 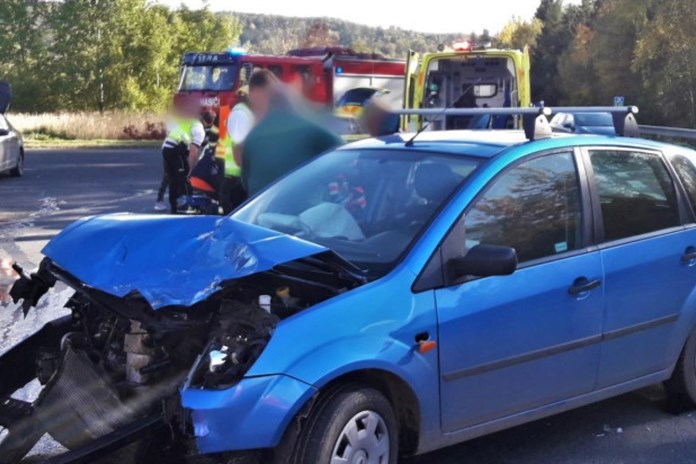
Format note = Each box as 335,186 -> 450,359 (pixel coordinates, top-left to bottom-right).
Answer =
227,47 -> 246,57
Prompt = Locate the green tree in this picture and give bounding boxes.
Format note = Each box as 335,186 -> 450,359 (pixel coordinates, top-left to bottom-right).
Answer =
557,23 -> 597,104
0,0 -> 51,111
45,1 -> 240,112
532,0 -> 571,104
498,16 -> 543,50
587,0 -> 653,108
633,0 -> 696,126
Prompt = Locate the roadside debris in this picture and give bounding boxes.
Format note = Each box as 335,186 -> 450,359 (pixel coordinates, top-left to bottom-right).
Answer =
596,424 -> 623,437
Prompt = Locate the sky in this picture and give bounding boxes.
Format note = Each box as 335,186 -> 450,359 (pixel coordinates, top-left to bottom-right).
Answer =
157,0 -> 580,34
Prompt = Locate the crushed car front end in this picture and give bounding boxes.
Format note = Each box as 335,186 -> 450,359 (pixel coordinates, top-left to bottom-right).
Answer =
0,213 -> 365,463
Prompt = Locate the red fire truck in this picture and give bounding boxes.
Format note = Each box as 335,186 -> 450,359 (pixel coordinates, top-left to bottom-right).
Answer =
174,47 -> 405,137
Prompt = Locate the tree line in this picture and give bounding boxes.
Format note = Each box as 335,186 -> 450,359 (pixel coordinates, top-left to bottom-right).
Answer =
1,0 -> 695,127
502,0 -> 696,126
0,0 -> 240,112
234,12 -> 482,57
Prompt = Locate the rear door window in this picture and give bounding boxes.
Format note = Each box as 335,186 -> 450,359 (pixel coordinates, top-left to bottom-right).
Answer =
589,150 -> 680,242
668,153 -> 696,216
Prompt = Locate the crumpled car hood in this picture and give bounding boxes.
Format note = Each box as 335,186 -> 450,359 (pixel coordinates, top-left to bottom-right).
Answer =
42,214 -> 329,309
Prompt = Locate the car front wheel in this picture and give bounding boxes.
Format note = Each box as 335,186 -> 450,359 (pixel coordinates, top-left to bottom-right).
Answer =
283,385 -> 399,464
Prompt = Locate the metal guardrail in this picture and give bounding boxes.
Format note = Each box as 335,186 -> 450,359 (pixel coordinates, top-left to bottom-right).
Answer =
639,125 -> 696,140
394,106 -> 638,117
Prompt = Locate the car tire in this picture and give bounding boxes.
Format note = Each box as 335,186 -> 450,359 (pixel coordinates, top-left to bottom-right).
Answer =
9,150 -> 23,177
280,384 -> 399,464
665,326 -> 696,413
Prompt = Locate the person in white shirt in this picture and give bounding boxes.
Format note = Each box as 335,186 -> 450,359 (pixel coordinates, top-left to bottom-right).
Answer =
218,85 -> 256,213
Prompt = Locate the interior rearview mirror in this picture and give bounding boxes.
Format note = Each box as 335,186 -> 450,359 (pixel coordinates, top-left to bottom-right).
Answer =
450,244 -> 517,279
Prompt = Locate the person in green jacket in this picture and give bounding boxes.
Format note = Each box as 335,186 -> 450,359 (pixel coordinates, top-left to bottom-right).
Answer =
242,75 -> 343,196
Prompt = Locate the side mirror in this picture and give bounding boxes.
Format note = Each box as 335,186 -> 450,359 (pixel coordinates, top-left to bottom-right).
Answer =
0,129 -> 9,137
450,244 -> 517,279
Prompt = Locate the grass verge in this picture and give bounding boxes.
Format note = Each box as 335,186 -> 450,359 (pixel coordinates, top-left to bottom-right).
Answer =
12,111 -> 166,142
25,139 -> 161,149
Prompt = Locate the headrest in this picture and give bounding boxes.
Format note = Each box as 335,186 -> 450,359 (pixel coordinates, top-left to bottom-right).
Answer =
414,163 -> 461,203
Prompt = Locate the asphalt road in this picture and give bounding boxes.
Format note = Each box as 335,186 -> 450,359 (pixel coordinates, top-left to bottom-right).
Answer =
2,149 -> 696,463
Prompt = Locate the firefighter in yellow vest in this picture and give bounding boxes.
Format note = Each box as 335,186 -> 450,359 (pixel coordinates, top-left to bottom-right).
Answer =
217,85 -> 255,214
161,100 -> 205,214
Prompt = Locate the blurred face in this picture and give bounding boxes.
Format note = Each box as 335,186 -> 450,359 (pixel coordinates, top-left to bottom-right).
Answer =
248,85 -> 271,119
176,99 -> 200,119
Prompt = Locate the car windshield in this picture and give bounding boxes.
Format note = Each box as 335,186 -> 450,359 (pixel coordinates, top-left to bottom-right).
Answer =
574,112 -> 613,127
179,64 -> 239,91
234,149 -> 481,277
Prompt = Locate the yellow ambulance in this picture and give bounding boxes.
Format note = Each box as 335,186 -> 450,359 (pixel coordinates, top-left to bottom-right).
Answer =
402,42 -> 531,131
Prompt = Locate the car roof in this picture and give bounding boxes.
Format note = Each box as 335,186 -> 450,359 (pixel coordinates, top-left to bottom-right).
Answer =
342,130 -> 692,159
343,130 -> 544,158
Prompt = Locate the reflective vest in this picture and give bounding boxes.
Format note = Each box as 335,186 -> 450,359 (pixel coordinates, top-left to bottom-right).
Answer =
166,117 -> 196,145
216,102 -> 253,177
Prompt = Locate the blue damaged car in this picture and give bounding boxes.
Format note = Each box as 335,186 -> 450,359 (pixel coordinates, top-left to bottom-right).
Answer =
6,108 -> 696,464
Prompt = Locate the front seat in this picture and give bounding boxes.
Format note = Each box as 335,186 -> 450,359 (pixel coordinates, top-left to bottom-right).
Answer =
407,163 -> 463,224
415,163 -> 463,204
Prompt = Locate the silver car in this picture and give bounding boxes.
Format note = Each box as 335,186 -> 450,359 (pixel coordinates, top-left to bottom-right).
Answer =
0,81 -> 24,177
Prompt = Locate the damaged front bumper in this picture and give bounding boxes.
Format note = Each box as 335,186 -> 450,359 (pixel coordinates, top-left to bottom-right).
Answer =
1,266 -> 320,463
1,215 -> 364,463
181,374 -> 317,454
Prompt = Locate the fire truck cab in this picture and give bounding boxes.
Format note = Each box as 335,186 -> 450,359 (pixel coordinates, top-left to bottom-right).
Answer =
402,43 -> 531,131
175,48 -> 405,138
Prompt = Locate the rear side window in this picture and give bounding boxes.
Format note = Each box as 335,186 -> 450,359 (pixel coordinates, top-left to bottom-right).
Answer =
669,153 -> 696,214
464,152 -> 583,263
589,150 -> 680,242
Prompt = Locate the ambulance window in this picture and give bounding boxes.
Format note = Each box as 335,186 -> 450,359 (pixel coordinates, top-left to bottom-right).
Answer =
474,84 -> 497,98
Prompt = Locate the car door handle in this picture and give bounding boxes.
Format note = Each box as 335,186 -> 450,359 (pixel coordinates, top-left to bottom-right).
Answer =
568,278 -> 601,296
682,247 -> 696,263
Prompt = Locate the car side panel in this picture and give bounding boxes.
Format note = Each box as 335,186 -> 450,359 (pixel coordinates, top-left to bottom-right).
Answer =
436,252 -> 604,432
595,230 -> 696,388
0,132 -> 8,171
0,115 -> 17,171
245,269 -> 443,454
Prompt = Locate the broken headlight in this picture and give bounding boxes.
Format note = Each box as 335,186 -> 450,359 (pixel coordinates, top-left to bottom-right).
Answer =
190,300 -> 278,389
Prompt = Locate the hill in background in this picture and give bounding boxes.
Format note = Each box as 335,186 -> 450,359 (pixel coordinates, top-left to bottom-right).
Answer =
230,12 -> 492,59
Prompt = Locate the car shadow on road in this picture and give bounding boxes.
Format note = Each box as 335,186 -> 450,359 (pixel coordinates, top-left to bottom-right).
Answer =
14,380 -> 696,464
403,385 -> 696,464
